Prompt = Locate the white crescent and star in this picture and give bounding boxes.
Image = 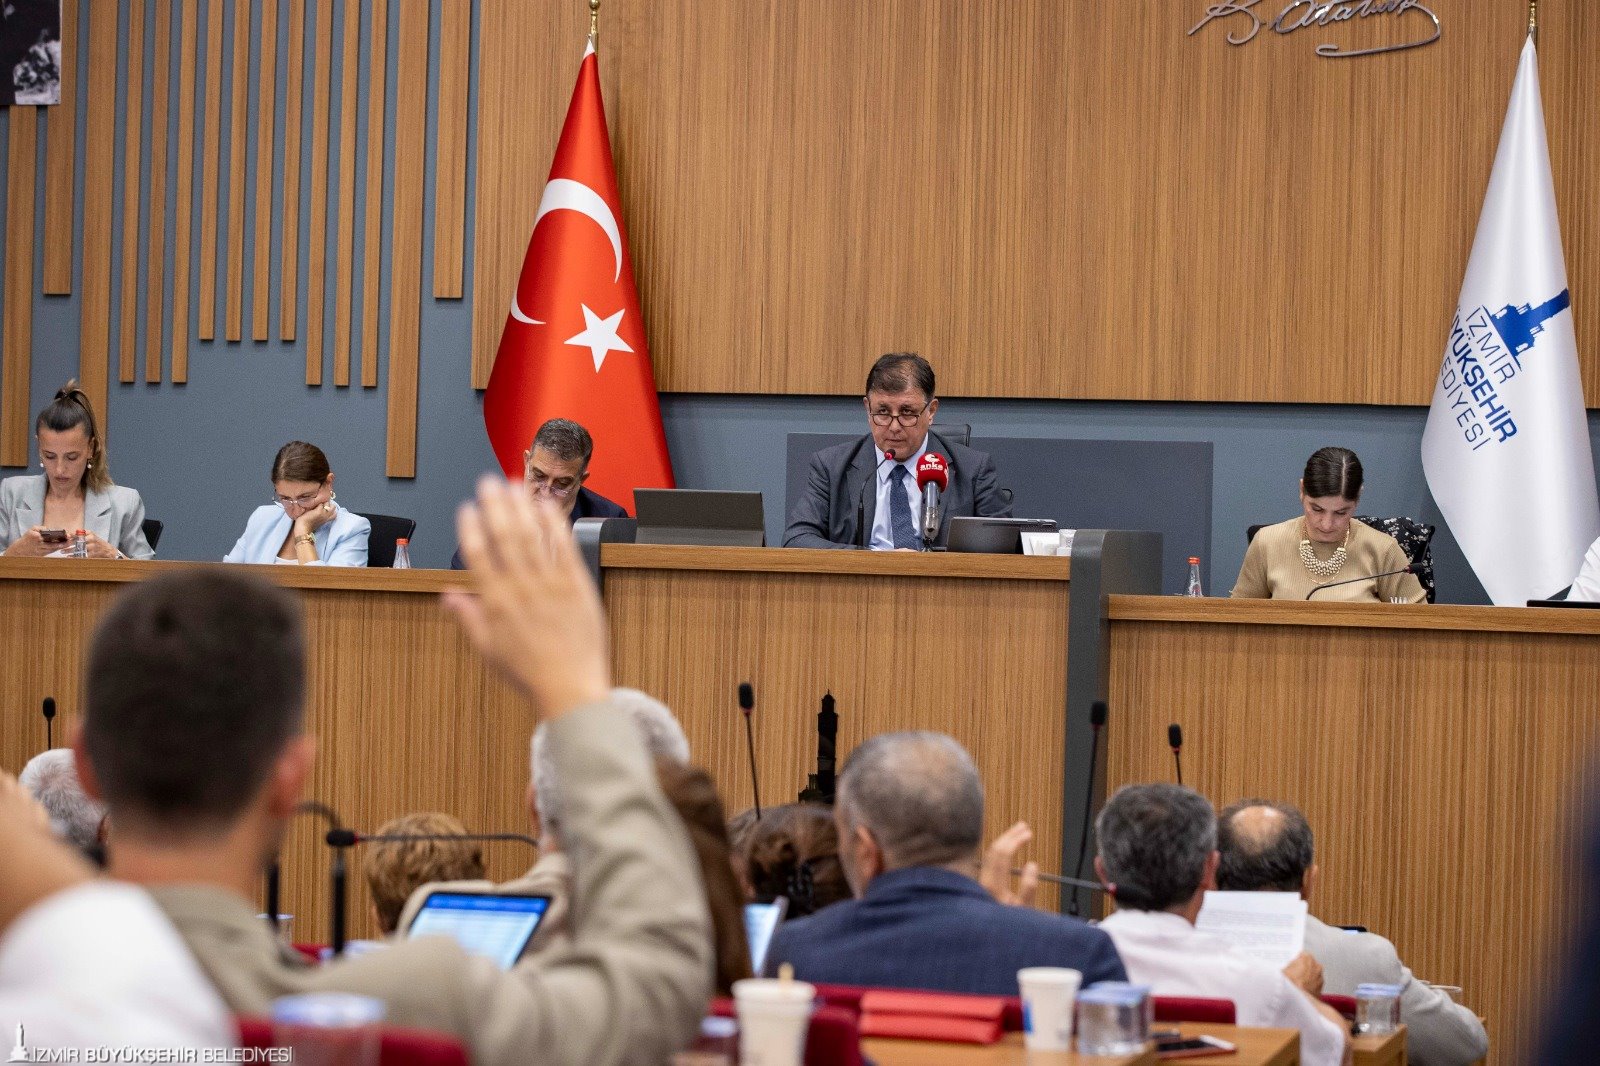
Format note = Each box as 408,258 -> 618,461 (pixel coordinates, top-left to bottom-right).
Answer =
565,304 -> 634,372
509,178 -> 627,340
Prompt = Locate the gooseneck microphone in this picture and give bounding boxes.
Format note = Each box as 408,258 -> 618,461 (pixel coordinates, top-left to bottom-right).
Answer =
916,453 -> 949,546
1011,868 -> 1117,897
1069,701 -> 1108,916
1168,723 -> 1184,786
854,449 -> 896,548
327,829 -> 538,850
740,683 -> 762,819
1306,564 -> 1416,599
42,697 -> 56,750
297,801 -> 348,955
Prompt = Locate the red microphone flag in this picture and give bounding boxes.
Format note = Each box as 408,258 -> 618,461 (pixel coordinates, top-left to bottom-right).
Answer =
482,40 -> 673,511
916,452 -> 949,491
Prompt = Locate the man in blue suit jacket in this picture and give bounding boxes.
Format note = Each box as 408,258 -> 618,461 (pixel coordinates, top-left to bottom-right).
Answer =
763,732 -> 1126,995
783,353 -> 1011,549
451,418 -> 627,569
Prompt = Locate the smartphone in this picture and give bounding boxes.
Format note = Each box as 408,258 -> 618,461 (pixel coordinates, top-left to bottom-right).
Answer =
38,528 -> 67,544
1156,1034 -> 1238,1059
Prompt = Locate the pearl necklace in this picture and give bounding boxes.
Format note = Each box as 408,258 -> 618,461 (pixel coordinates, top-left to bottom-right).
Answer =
1299,520 -> 1350,580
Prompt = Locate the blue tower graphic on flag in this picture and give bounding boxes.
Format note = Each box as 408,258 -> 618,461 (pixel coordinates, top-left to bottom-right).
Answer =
1490,288 -> 1570,363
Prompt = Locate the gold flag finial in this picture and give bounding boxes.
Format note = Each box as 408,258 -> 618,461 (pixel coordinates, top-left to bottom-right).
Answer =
589,0 -> 600,45
1528,0 -> 1537,41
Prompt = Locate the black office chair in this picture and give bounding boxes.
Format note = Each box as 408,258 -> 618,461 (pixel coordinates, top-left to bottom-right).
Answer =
931,423 -> 971,447
1245,517 -> 1436,602
356,513 -> 417,568
141,518 -> 163,552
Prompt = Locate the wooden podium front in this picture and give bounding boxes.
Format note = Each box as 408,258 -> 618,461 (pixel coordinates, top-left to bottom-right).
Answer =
599,544 -> 1077,902
1105,596 -> 1600,1064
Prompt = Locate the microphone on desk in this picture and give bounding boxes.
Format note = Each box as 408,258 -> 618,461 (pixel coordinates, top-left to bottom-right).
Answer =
855,449 -> 896,548
740,682 -> 762,819
42,697 -> 56,750
1068,700 -> 1108,916
1168,723 -> 1184,786
297,801 -> 349,956
1305,564 -> 1417,599
916,453 -> 949,546
798,692 -> 839,805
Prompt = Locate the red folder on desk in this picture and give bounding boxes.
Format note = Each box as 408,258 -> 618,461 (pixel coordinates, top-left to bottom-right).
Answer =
857,989 -> 1006,1044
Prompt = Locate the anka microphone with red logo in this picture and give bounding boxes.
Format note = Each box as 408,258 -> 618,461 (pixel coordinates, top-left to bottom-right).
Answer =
916,452 -> 949,544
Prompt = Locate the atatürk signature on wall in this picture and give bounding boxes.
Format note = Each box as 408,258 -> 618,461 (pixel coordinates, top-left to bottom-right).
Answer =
1188,0 -> 1441,58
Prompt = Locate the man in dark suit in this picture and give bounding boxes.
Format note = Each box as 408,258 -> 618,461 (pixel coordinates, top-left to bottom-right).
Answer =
763,732 -> 1126,995
783,353 -> 1011,549
452,417 -> 627,568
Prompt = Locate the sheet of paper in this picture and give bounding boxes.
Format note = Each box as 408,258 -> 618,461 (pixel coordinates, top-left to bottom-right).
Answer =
1195,891 -> 1307,968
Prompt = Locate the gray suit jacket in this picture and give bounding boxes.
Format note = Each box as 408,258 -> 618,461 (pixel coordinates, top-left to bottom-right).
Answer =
149,698 -> 712,1066
1304,914 -> 1487,1065
783,432 -> 1011,549
0,474 -> 154,559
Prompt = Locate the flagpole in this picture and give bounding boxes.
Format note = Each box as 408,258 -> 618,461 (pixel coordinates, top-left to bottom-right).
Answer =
589,0 -> 600,46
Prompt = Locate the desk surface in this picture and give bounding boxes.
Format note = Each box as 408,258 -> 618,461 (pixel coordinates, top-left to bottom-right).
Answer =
0,556 -> 468,592
862,1025 -> 1298,1065
1109,593 -> 1600,635
602,543 -> 1072,581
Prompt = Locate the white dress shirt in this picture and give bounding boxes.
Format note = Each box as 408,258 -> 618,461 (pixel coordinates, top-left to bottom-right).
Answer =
1099,909 -> 1346,1066
1569,534 -> 1600,600
869,440 -> 929,551
0,882 -> 235,1054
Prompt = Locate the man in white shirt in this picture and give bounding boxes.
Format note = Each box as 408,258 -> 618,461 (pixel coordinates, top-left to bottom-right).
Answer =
1216,800 -> 1488,1065
1568,534 -> 1600,600
0,772 -> 233,1055
1095,784 -> 1350,1066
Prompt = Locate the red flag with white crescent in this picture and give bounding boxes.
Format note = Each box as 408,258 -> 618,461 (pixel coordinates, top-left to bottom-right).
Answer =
483,40 -> 673,511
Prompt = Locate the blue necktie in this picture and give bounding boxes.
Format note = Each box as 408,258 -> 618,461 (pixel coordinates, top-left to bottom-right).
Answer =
888,465 -> 920,550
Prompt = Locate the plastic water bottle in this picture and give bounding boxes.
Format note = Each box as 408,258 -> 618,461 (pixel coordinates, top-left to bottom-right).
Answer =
71,530 -> 89,558
1186,556 -> 1204,597
392,538 -> 411,569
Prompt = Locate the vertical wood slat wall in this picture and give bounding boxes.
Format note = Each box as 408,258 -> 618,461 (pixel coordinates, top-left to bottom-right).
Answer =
0,0 -> 478,477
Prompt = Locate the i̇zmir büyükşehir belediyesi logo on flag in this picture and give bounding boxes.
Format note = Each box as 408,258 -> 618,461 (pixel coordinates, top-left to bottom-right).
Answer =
1436,288 -> 1571,453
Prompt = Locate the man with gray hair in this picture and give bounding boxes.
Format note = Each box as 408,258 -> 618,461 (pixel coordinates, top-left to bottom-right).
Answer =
1217,799 -> 1487,1065
450,417 -> 627,568
762,731 -> 1125,994
19,749 -> 106,857
1095,784 -> 1349,1066
398,687 -> 690,953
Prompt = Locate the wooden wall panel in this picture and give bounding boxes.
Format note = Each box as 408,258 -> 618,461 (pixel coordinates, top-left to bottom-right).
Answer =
78,0 -> 118,427
472,0 -> 1600,406
145,0 -> 172,383
251,0 -> 280,341
385,0 -> 427,477
3,109 -> 37,466
41,0 -> 77,295
118,0 -> 147,384
332,0 -> 360,387
171,0 -> 199,381
431,0 -> 469,300
278,0 -> 306,341
1106,601 -> 1600,1064
303,0 -> 335,383
198,0 -> 223,340
223,0 -> 251,341
360,0 -> 390,388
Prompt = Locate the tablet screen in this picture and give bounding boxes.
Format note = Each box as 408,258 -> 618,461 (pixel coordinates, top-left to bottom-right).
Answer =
406,891 -> 551,969
744,898 -> 788,974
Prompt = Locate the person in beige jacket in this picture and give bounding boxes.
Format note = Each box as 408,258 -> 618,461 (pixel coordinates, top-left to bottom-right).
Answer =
73,481 -> 713,1066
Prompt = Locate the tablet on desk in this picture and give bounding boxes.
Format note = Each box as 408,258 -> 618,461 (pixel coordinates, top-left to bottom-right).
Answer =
744,897 -> 788,974
405,890 -> 551,970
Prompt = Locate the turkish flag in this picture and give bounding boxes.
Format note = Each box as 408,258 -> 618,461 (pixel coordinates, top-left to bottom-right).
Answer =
482,41 -> 673,511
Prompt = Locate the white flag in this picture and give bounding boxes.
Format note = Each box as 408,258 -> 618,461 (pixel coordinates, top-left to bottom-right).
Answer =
1421,37 -> 1599,606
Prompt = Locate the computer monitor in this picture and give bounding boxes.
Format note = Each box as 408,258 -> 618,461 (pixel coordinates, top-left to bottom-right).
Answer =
743,897 -> 789,974
946,516 -> 1059,554
634,489 -> 766,547
1527,598 -> 1600,609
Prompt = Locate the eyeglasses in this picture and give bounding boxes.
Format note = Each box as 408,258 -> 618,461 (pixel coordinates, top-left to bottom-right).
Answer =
868,399 -> 933,427
273,489 -> 323,509
526,471 -> 577,498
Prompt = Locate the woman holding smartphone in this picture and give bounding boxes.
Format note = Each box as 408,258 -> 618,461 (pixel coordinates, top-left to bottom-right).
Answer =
0,381 -> 154,560
223,441 -> 369,566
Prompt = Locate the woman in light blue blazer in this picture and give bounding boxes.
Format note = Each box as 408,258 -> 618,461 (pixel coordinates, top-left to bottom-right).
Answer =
224,441 -> 369,566
0,380 -> 154,560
